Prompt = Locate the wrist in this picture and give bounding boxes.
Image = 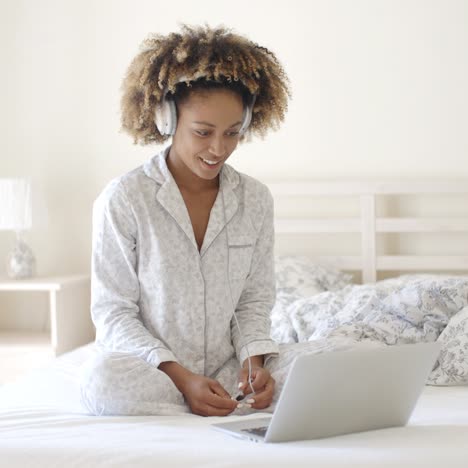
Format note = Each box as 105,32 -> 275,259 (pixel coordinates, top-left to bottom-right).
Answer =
158,361 -> 194,394
242,354 -> 264,369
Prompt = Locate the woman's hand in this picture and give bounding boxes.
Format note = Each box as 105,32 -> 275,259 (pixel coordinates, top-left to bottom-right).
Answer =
237,365 -> 275,410
159,360 -> 237,417
181,374 -> 238,417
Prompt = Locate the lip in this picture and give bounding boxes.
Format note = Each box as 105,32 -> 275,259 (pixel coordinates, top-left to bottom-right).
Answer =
199,157 -> 223,170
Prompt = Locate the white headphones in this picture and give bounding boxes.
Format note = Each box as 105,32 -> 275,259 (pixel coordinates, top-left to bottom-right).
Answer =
154,77 -> 257,136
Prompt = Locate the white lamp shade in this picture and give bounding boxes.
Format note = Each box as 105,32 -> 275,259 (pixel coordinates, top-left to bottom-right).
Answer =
0,178 -> 33,231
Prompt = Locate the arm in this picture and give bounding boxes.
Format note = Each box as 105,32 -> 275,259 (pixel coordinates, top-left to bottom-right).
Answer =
91,180 -> 177,368
230,187 -> 279,366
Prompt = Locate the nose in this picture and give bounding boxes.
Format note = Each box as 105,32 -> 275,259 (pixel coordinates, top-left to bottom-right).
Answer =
208,136 -> 226,158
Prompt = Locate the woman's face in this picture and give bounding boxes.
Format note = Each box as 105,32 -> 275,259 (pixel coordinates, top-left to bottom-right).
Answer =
169,89 -> 244,184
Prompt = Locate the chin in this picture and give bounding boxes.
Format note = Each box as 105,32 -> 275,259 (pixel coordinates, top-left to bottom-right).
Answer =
198,169 -> 222,180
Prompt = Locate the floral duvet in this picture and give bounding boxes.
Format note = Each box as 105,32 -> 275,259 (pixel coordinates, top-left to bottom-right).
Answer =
271,274 -> 468,386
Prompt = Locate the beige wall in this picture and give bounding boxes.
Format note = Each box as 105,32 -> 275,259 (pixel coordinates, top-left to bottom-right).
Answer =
1,0 -> 467,283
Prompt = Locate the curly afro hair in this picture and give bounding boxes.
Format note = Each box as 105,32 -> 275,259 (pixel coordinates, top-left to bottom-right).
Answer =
119,22 -> 292,145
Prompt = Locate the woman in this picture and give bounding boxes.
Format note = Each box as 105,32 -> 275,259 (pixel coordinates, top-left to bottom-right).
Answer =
81,23 -> 302,417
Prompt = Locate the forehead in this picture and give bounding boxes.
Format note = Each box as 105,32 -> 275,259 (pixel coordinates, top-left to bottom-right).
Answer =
178,89 -> 244,119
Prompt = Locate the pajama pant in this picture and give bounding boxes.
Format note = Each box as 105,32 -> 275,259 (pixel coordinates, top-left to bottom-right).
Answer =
80,337 -> 371,416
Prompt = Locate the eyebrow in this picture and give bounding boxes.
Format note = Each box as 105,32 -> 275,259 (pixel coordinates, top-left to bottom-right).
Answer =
192,120 -> 242,128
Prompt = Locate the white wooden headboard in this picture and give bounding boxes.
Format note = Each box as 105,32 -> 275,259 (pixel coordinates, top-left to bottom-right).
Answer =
267,180 -> 468,283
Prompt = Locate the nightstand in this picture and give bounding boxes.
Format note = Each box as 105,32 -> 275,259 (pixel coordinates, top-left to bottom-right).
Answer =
0,275 -> 95,379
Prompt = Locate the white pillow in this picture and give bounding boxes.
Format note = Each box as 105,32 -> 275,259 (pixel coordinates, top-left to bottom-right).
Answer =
275,255 -> 353,297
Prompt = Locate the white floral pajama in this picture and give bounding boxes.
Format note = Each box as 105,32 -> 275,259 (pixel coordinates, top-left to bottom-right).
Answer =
80,144 -> 348,416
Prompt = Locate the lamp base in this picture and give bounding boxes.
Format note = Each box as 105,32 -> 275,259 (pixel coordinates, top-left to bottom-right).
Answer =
6,232 -> 36,279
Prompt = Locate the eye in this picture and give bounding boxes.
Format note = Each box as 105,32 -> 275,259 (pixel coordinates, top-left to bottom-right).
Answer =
195,130 -> 239,137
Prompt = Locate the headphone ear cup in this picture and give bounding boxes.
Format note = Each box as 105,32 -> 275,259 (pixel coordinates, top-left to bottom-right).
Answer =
239,94 -> 257,135
155,94 -> 177,136
166,97 -> 177,135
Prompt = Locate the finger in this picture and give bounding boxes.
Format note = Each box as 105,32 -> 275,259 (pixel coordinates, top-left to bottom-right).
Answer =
201,403 -> 236,417
206,391 -> 238,411
247,378 -> 275,409
237,369 -> 250,394
239,369 -> 261,395
210,380 -> 231,400
241,369 -> 267,396
250,370 -> 269,390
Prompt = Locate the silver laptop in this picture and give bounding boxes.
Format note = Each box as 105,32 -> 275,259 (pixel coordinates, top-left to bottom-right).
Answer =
212,341 -> 441,443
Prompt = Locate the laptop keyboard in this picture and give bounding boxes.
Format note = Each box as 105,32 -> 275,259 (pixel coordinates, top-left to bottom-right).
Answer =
241,425 -> 269,437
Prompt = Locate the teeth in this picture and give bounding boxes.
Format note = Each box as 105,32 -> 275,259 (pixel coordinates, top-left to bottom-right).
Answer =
202,158 -> 218,165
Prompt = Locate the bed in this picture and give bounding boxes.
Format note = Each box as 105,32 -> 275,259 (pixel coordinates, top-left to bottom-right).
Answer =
1,179 -> 468,467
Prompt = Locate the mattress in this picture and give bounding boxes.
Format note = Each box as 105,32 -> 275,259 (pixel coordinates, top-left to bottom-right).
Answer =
1,343 -> 468,468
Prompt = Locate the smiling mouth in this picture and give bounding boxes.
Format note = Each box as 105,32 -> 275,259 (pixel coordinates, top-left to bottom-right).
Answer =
199,157 -> 222,168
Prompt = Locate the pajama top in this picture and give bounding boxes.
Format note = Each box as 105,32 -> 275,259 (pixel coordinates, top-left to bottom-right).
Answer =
91,144 -> 279,377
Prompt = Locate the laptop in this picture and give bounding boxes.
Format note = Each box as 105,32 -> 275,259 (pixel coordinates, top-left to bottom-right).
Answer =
212,341 -> 441,443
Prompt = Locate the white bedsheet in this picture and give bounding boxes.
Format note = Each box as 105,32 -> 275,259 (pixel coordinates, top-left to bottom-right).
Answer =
1,343 -> 468,468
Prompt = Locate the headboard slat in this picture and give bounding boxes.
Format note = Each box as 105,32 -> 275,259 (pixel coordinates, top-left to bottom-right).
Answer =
268,180 -> 468,282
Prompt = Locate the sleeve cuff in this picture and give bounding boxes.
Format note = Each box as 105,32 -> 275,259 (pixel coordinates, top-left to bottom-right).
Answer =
146,347 -> 178,368
239,340 -> 279,367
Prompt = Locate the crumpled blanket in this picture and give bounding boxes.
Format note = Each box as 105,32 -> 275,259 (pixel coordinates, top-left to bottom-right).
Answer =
271,274 -> 468,385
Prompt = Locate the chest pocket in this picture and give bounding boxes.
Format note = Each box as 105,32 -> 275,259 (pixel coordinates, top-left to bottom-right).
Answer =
228,235 -> 256,281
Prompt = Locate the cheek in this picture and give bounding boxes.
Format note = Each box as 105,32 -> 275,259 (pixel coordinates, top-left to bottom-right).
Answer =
228,139 -> 239,153
180,132 -> 206,154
